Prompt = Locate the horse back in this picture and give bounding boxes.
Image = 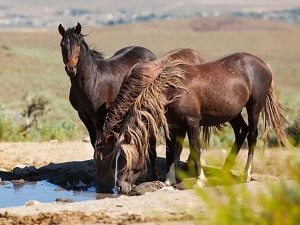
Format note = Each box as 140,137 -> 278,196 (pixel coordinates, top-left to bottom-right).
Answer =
191,52 -> 273,99
168,52 -> 273,125
108,46 -> 156,65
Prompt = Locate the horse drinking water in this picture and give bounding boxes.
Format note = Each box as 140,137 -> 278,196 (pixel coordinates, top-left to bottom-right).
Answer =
98,52 -> 290,193
95,48 -> 206,193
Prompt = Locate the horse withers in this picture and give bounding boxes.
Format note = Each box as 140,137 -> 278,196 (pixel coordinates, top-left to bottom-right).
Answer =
95,48 -> 206,193
98,52 -> 290,193
58,23 -> 156,151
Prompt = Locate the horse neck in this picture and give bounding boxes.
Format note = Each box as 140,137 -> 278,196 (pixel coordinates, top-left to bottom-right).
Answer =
70,43 -> 104,88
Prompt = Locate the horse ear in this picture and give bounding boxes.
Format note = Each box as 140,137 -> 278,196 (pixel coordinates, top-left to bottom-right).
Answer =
58,24 -> 65,36
124,131 -> 131,144
75,22 -> 81,34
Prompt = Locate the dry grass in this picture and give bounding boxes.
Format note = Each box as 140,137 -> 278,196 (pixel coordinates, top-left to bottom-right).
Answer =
0,17 -> 299,136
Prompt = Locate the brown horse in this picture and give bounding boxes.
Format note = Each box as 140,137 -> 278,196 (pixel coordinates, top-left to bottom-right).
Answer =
98,52 -> 290,193
58,23 -> 156,149
95,48 -> 206,193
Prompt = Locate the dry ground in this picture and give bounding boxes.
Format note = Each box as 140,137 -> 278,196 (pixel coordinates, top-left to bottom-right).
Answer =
0,142 -> 298,224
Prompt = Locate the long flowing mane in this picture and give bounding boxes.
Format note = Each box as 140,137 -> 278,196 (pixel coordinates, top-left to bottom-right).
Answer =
102,63 -> 151,137
106,61 -> 189,170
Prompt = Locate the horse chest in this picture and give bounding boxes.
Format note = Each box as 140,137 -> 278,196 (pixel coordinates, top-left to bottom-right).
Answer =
69,88 -> 102,114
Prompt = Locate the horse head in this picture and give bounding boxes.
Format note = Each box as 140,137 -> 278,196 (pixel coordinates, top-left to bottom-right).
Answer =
95,131 -> 145,194
58,23 -> 82,76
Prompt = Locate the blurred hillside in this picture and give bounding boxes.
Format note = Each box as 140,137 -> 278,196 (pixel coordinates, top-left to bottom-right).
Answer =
0,0 -> 300,27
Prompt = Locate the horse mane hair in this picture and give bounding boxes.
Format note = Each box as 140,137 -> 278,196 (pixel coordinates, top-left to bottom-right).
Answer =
107,61 -> 189,171
67,26 -> 105,60
103,63 -> 157,137
82,40 -> 105,59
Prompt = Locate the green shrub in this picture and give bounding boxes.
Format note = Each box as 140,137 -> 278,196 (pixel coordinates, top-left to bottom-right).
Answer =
0,117 -> 20,141
195,157 -> 300,225
38,120 -> 78,141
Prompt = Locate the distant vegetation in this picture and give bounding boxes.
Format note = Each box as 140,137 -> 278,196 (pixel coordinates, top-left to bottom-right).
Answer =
1,1 -> 300,28
232,7 -> 300,24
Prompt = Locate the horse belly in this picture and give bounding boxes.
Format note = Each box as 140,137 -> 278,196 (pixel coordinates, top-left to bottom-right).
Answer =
199,92 -> 248,126
200,114 -> 238,126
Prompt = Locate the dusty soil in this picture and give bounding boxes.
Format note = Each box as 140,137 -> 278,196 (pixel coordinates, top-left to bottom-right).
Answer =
0,142 -> 298,224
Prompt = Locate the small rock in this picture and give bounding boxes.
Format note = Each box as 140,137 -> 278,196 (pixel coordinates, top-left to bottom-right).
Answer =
55,198 -> 74,203
25,200 -> 40,206
129,181 -> 167,195
158,186 -> 175,192
11,179 -> 25,186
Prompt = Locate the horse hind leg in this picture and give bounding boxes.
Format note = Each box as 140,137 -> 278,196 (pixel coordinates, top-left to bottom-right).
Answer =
223,113 -> 249,172
244,105 -> 261,182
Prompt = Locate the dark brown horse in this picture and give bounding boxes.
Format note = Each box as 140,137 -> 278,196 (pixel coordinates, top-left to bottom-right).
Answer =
58,23 -> 156,149
95,48 -> 206,193
98,52 -> 290,193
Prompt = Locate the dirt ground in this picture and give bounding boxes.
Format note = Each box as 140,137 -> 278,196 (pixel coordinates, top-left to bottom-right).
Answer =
0,142 -> 298,224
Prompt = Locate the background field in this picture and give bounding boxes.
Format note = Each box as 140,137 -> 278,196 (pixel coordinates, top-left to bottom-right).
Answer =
0,16 -> 299,143
1,11 -> 300,224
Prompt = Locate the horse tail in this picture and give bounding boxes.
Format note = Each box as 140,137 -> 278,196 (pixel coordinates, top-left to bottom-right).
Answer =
201,126 -> 211,148
262,80 -> 291,146
201,125 -> 226,148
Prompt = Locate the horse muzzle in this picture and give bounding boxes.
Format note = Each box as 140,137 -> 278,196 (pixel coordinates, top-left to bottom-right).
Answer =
117,180 -> 133,194
65,64 -> 77,76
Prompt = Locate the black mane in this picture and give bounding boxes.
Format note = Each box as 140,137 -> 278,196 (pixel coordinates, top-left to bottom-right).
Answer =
67,27 -> 105,60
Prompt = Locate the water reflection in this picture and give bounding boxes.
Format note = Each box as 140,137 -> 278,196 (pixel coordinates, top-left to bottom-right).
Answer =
0,180 -> 118,208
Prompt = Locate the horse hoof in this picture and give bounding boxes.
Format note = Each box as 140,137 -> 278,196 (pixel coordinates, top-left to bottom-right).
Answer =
193,176 -> 208,189
244,174 -> 252,183
165,178 -> 175,186
193,179 -> 205,189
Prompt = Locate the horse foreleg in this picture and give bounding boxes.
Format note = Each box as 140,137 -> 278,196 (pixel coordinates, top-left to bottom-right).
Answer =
223,113 -> 248,172
165,127 -> 185,185
186,117 -> 207,188
165,134 -> 176,185
148,135 -> 158,181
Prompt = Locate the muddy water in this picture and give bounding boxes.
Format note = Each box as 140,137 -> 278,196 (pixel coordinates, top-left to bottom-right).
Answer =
0,181 -> 117,208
